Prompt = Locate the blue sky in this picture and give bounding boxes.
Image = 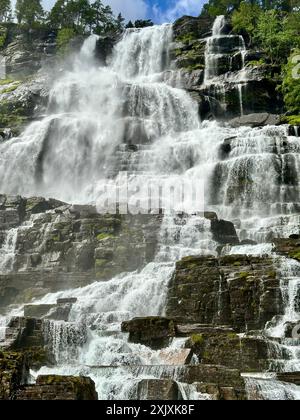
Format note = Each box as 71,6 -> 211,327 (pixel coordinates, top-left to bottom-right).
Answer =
12,0 -> 206,23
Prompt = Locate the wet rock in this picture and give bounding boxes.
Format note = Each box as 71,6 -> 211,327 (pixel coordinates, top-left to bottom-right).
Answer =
24,304 -> 56,319
0,351 -> 29,400
211,219 -> 239,245
175,364 -> 245,390
0,195 -> 162,307
121,317 -> 177,349
276,372 -> 300,386
273,238 -> 300,262
15,375 -> 98,400
158,348 -> 193,365
166,255 -> 283,331
173,16 -> 213,40
228,113 -> 281,128
187,332 -> 269,372
137,379 -> 182,400
3,317 -> 44,350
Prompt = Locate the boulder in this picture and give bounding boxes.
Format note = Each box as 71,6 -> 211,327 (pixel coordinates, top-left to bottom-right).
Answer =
228,113 -> 281,128
187,332 -> 269,372
137,379 -> 182,400
121,317 -> 177,349
211,219 -> 239,245
173,16 -> 213,40
15,375 -> 98,400
158,348 -> 193,365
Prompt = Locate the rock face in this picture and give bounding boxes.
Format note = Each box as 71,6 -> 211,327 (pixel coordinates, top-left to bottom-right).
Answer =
2,26 -> 56,78
0,195 -> 162,309
0,351 -> 28,400
121,317 -> 177,349
228,113 -> 281,128
0,195 -> 241,310
166,255 -> 283,331
137,379 -> 182,400
15,375 -> 98,400
171,16 -> 283,119
173,16 -> 213,40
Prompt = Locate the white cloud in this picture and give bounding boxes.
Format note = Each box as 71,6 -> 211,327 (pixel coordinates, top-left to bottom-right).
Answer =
103,0 -> 149,21
153,0 -> 203,23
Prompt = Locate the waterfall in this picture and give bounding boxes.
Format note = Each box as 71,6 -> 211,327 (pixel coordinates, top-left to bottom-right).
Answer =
204,15 -> 247,115
212,15 -> 226,36
0,20 -> 300,400
0,228 -> 18,273
30,213 -> 215,399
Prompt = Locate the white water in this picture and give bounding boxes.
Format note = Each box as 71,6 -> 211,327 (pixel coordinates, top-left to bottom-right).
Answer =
0,228 -> 18,273
0,20 -> 299,400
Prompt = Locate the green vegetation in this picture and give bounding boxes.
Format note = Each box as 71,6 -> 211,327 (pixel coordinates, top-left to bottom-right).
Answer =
191,334 -> 205,345
282,50 -> 300,115
0,25 -> 7,47
239,271 -> 249,279
96,232 -> 114,241
56,27 -> 76,55
200,0 -> 300,120
288,249 -> 300,261
16,0 -> 44,25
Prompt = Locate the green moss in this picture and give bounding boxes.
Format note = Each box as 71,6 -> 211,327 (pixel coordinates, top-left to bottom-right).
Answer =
95,258 -> 108,268
0,26 -> 8,48
247,59 -> 266,67
227,332 -> 238,340
51,234 -> 60,242
267,271 -> 277,279
191,334 -> 204,346
96,233 -> 114,241
281,115 -> 300,126
288,249 -> 300,261
239,272 -> 250,280
175,33 -> 197,43
233,261 -> 242,267
0,78 -> 14,86
0,82 -> 21,94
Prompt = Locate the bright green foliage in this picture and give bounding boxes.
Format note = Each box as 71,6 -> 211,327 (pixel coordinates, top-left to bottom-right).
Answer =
232,2 -> 262,39
282,50 -> 300,114
254,10 -> 293,63
201,0 -> 242,17
56,27 -> 76,55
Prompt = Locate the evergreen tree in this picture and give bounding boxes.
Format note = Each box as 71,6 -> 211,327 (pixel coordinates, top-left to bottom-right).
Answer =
126,20 -> 134,29
15,0 -> 44,25
133,19 -> 154,28
0,0 -> 11,22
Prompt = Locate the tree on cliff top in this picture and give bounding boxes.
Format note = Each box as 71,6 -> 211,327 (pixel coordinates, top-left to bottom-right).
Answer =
15,0 -> 44,25
49,0 -> 118,34
0,0 -> 11,22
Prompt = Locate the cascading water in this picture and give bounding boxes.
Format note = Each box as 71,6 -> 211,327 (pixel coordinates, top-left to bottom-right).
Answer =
0,18 -> 300,400
0,228 -> 18,273
204,15 -> 247,115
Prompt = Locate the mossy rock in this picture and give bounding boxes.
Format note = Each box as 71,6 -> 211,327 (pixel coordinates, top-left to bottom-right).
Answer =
281,115 -> 300,126
288,248 -> 300,262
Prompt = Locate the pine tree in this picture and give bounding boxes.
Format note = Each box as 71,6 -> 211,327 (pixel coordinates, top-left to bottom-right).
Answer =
15,0 -> 44,25
0,0 -> 11,22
